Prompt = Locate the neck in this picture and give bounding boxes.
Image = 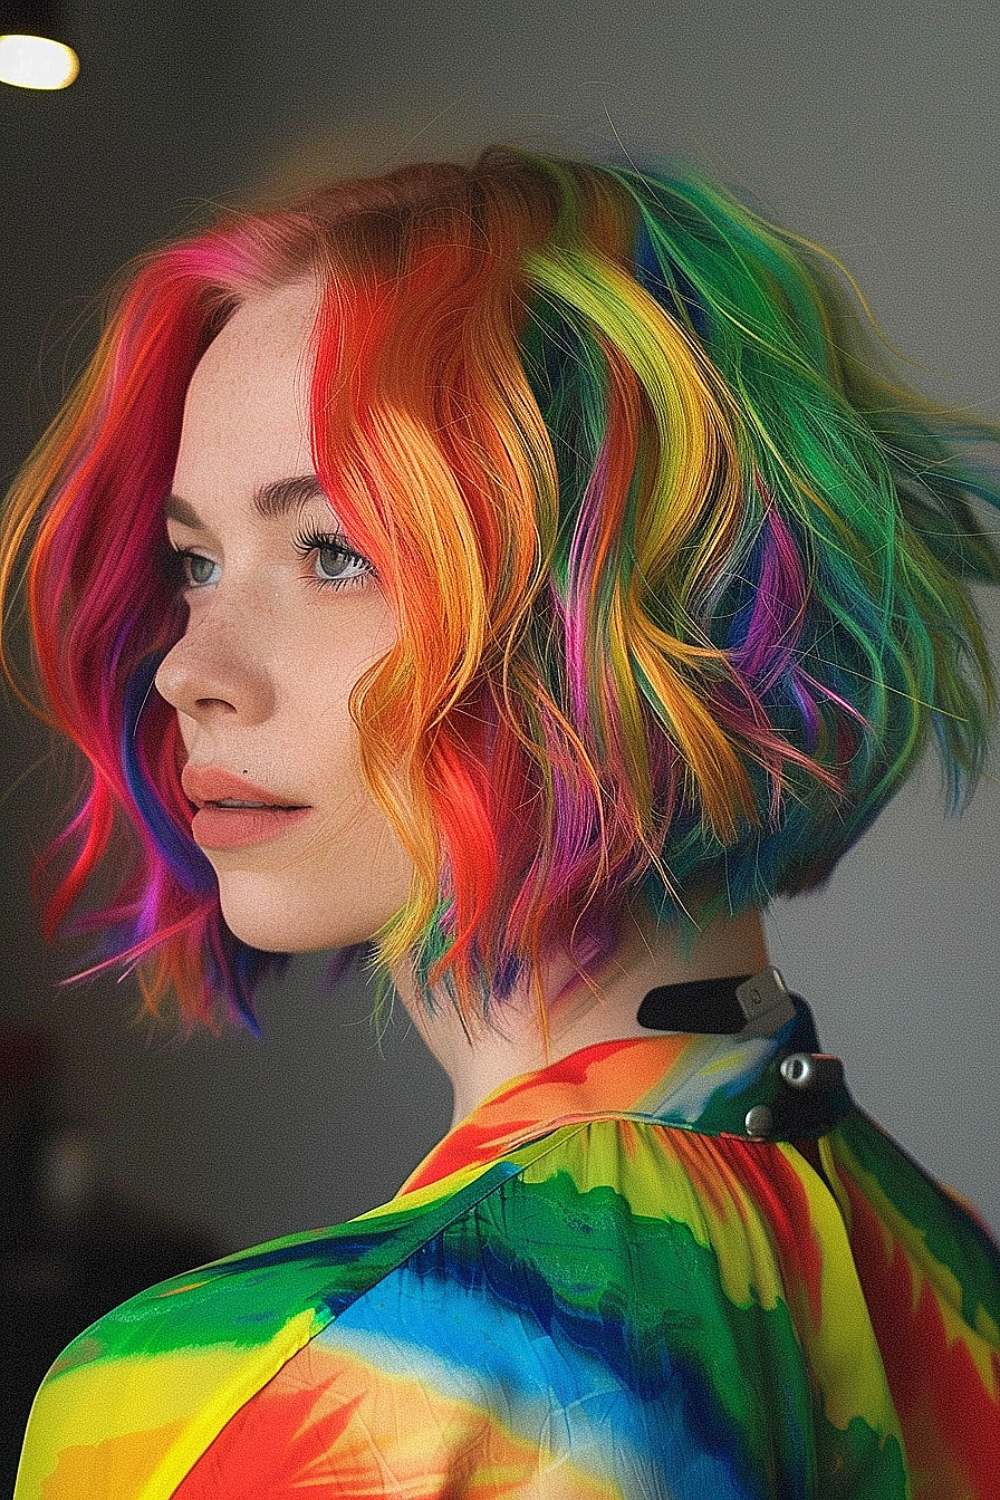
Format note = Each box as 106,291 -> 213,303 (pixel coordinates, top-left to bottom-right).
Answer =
395,904 -> 771,1127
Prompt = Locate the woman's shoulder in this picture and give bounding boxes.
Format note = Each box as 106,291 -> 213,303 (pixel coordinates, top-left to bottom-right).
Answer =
15,1163 -> 516,1500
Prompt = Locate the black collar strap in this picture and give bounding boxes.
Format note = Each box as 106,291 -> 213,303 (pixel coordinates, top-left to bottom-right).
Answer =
637,974 -> 754,1034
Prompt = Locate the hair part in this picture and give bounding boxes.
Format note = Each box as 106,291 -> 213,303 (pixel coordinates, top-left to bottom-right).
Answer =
2,147 -> 998,1027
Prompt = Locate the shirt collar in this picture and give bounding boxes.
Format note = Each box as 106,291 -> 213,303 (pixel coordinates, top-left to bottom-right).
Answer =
401,996 -> 849,1194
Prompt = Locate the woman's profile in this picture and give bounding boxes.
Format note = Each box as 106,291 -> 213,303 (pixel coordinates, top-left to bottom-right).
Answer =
2,148 -> 998,1497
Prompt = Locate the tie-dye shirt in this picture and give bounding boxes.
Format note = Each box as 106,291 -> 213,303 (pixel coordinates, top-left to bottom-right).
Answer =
15,998 -> 1000,1498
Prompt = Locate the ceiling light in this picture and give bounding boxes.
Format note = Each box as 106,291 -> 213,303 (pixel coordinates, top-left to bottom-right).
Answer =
0,3 -> 78,90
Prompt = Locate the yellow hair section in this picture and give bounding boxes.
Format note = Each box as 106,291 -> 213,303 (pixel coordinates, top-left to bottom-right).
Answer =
526,244 -> 756,841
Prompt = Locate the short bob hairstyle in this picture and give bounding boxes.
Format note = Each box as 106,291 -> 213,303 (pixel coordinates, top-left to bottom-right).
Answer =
2,147 -> 999,1028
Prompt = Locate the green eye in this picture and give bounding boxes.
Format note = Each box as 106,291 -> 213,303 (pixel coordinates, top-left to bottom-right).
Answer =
294,528 -> 375,589
315,544 -> 367,582
183,552 -> 218,587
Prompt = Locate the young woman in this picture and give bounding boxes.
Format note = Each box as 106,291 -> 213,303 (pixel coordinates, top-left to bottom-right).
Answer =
3,148 -> 998,1498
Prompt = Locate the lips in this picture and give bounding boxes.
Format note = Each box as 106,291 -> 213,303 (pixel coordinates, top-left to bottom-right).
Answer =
181,765 -> 306,811
181,766 -> 312,851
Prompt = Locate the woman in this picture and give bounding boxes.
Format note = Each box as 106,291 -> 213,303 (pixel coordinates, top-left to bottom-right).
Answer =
3,148 -> 998,1497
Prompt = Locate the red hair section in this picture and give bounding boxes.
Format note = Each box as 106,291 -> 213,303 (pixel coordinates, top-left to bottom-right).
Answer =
2,151 -> 997,1025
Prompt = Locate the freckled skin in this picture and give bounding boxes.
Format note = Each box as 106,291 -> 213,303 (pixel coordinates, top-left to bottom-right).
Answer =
154,280 -> 771,1114
155,280 -> 412,953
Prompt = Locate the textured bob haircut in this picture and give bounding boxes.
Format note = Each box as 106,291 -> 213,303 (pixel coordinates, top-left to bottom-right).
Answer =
2,147 -> 999,1028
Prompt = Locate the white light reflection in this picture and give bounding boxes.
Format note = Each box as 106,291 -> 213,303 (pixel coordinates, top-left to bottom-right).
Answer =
0,33 -> 79,90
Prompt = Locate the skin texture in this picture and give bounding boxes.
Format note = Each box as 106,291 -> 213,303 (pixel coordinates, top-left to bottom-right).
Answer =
155,279 -> 413,954
398,901 -> 771,1123
156,278 -> 771,1119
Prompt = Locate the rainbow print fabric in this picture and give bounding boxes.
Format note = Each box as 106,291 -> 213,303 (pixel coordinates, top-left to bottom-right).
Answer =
15,1001 -> 1000,1497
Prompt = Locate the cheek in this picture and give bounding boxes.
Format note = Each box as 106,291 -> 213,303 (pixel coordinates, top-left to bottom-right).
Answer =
292,683 -> 361,801
210,812 -> 412,952
294,607 -> 395,751
176,712 -> 198,754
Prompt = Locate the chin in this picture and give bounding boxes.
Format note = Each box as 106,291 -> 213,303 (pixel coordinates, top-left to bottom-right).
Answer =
214,871 -> 404,954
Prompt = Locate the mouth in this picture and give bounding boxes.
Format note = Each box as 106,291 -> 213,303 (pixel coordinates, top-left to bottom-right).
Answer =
209,798 -> 303,811
181,768 -> 312,850
181,765 -> 308,811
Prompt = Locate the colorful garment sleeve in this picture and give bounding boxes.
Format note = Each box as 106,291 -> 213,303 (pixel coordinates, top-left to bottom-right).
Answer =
15,1016 -> 1000,1499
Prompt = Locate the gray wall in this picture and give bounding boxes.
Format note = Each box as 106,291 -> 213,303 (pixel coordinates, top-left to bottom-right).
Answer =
2,0 -> 997,1253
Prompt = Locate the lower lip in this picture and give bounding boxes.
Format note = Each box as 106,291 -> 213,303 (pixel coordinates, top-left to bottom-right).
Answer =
191,805 -> 312,850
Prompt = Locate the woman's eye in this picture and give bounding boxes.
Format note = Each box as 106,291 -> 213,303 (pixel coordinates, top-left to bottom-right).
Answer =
314,544 -> 369,583
173,550 -> 219,588
296,530 -> 375,589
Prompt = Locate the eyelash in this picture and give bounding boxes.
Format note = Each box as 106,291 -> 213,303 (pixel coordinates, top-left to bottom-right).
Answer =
165,532 -> 376,593
292,528 -> 376,590
167,547 -> 217,591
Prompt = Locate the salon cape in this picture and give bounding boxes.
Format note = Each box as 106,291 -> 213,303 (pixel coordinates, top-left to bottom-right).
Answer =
15,999 -> 1000,1499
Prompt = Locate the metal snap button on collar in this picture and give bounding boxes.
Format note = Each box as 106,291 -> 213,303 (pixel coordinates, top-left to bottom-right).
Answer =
744,1104 -> 774,1140
779,1053 -> 845,1091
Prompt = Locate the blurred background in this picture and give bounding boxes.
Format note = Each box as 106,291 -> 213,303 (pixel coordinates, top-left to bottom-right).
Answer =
1,0 -> 997,1484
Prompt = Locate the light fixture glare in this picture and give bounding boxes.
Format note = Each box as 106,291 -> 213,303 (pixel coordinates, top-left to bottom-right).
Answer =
0,33 -> 79,90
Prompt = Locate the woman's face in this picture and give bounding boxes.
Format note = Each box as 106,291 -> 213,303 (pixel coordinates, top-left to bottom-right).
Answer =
155,279 -> 413,952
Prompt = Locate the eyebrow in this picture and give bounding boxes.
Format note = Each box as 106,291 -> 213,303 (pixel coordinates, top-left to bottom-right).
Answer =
164,474 -> 329,527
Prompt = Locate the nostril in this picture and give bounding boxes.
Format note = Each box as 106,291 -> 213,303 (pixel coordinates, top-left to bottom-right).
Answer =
194,694 -> 239,714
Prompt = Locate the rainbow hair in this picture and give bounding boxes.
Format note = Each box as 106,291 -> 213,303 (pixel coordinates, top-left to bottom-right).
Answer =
2,149 -> 998,1027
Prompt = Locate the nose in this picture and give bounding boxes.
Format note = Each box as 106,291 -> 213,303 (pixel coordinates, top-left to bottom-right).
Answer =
154,608 -> 274,726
